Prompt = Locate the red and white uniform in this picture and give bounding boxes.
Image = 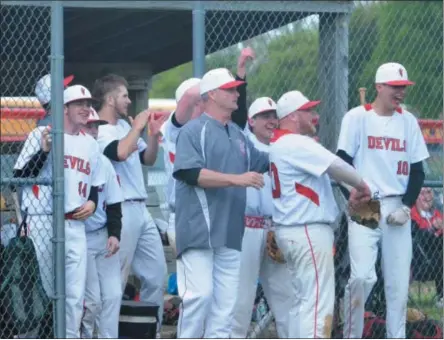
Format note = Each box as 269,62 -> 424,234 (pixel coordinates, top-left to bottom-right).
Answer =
82,154 -> 124,338
269,129 -> 339,338
231,130 -> 292,338
159,112 -> 181,250
97,119 -> 167,330
338,104 -> 429,338
14,127 -> 103,338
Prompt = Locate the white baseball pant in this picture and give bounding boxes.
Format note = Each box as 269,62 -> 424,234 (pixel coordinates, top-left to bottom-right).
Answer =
176,247 -> 241,338
231,223 -> 292,338
81,227 -> 122,338
28,215 -> 87,338
343,196 -> 412,338
275,224 -> 335,338
119,200 -> 167,331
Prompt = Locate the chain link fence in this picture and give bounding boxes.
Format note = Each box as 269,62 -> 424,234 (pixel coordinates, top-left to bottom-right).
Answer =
1,4 -> 56,339
1,0 -> 442,338
202,0 -> 443,337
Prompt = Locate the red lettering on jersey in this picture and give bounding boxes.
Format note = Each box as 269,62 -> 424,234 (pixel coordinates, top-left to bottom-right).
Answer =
63,155 -> 91,175
32,185 -> 39,199
295,183 -> 319,206
375,137 -> 383,149
169,152 -> 175,164
270,162 -> 281,198
367,136 -> 406,152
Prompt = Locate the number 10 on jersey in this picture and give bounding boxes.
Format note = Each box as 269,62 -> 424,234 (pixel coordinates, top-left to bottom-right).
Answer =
270,163 -> 281,198
397,160 -> 409,176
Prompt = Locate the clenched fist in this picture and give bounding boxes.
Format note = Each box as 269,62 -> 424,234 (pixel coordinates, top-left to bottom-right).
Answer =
237,46 -> 256,79
41,125 -> 52,153
233,172 -> 264,189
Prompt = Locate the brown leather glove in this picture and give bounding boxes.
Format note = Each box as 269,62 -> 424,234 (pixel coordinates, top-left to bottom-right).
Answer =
266,230 -> 286,264
350,199 -> 381,229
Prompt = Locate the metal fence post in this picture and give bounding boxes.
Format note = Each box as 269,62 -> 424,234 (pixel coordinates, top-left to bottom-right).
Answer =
192,0 -> 206,77
318,12 -> 350,152
50,1 -> 66,337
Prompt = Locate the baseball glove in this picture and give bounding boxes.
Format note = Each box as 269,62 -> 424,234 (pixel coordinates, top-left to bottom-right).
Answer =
266,230 -> 286,264
350,199 -> 381,229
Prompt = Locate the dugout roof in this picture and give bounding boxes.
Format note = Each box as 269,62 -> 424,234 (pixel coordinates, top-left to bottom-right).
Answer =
2,1 -> 353,96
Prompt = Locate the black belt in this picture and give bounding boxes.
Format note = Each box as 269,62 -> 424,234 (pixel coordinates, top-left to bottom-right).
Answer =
125,198 -> 145,203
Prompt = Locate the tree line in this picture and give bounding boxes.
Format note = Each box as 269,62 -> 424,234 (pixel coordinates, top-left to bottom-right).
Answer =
151,1 -> 443,119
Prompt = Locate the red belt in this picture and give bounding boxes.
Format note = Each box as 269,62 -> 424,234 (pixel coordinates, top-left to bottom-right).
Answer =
245,216 -> 271,229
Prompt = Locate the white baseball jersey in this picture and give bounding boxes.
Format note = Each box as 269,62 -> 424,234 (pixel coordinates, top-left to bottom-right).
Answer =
85,155 -> 124,233
269,129 -> 339,226
337,104 -> 430,198
159,112 -> 180,209
14,127 -> 103,214
97,119 -> 148,201
244,130 -> 273,217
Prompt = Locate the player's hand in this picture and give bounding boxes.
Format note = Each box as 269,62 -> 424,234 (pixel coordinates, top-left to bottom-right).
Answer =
386,205 -> 411,226
233,172 -> 264,189
184,83 -> 201,100
41,125 -> 52,153
105,236 -> 120,258
432,217 -> 443,230
147,112 -> 168,136
72,201 -> 96,220
237,46 -> 255,79
348,181 -> 371,210
129,110 -> 150,132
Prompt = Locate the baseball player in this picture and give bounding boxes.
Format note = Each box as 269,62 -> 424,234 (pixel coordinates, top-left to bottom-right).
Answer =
81,109 -> 124,339
269,90 -> 371,338
337,63 -> 429,338
34,73 -> 74,126
13,84 -> 103,338
173,68 -> 269,338
92,74 -> 168,334
231,97 -> 292,338
160,47 -> 254,253
159,78 -> 202,252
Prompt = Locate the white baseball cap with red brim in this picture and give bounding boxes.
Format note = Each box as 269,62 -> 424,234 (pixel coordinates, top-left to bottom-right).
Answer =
276,91 -> 321,120
199,68 -> 245,95
64,85 -> 94,105
35,74 -> 74,105
375,62 -> 415,86
176,78 -> 201,103
87,108 -> 108,125
248,97 -> 277,119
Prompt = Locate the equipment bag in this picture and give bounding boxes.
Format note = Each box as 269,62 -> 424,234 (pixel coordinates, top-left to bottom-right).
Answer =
0,214 -> 51,335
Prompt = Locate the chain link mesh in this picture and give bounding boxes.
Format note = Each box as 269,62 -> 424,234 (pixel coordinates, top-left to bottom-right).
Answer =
202,0 -> 443,337
1,0 -> 442,338
1,5 -> 54,338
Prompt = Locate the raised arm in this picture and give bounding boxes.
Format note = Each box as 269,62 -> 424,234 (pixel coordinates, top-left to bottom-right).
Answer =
174,83 -> 202,126
13,127 -> 49,178
231,47 -> 255,130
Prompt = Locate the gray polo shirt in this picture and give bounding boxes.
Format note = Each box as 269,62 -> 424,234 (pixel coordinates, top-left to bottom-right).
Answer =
173,113 -> 269,257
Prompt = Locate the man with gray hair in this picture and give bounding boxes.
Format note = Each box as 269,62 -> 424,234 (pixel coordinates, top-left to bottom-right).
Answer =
172,68 -> 269,338
161,47 -> 254,253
